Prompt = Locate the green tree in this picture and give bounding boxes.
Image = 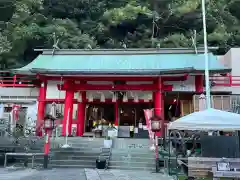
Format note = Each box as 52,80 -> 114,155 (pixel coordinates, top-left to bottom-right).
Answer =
0,0 -> 240,69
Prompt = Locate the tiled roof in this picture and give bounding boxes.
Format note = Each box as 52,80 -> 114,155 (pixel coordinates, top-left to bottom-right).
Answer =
14,49 -> 229,75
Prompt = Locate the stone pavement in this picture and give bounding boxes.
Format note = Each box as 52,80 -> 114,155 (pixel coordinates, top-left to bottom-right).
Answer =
85,169 -> 174,180
0,168 -> 174,180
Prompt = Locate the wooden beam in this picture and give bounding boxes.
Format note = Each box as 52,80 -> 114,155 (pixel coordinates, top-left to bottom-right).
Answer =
38,74 -> 188,82
57,84 -> 173,91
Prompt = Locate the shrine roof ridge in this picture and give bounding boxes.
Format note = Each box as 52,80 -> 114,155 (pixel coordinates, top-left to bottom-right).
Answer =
34,47 -> 218,55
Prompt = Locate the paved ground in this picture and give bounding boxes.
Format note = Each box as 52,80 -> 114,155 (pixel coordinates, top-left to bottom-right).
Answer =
0,168 -> 174,180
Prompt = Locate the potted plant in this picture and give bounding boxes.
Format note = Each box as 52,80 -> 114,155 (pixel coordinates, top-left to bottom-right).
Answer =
104,136 -> 113,148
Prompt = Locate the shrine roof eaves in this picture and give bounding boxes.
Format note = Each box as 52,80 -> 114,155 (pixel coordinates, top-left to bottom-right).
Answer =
12,50 -> 230,75
34,47 -> 218,55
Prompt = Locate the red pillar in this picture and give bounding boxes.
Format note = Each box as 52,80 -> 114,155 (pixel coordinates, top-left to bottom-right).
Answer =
77,91 -> 86,136
154,77 -> 164,137
36,81 -> 47,136
114,100 -> 119,126
62,81 -> 74,136
195,75 -> 204,93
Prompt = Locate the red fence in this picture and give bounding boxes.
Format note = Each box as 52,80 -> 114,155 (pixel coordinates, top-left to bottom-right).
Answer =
0,75 -> 36,87
210,75 -> 240,87
0,75 -> 240,87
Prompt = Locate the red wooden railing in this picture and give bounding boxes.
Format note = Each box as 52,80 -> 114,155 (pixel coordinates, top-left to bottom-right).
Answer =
209,75 -> 240,87
0,74 -> 240,88
0,75 -> 36,87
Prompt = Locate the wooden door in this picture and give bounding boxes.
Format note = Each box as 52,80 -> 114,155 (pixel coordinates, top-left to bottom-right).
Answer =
193,95 -> 231,111
180,100 -> 193,116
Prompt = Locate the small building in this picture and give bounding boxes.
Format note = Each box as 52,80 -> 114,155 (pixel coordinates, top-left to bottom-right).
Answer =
0,48 -> 236,137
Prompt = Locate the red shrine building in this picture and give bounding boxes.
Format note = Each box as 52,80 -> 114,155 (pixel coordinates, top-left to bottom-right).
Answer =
0,48 -> 236,137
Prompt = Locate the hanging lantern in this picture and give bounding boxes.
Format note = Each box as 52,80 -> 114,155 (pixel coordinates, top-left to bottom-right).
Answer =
130,91 -> 134,98
78,92 -> 82,103
100,93 -> 105,102
150,115 -> 162,132
88,93 -> 93,102
123,93 -> 128,102
112,93 -> 117,102
43,115 -> 56,130
134,93 -> 139,103
12,104 -> 21,121
143,96 -> 149,102
50,102 -> 57,118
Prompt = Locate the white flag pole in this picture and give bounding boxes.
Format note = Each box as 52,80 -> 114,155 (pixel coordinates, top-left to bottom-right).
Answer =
201,0 -> 211,109
62,108 -> 71,148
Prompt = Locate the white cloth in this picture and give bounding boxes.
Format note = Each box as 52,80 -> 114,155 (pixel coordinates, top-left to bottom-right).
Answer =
0,104 -> 4,119
168,108 -> 240,131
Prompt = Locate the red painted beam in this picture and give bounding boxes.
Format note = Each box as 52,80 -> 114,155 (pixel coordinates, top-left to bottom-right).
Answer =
57,84 -> 173,91
45,98 -> 153,104
0,84 -> 35,87
38,75 -> 188,82
162,73 -> 188,81
39,75 -> 155,81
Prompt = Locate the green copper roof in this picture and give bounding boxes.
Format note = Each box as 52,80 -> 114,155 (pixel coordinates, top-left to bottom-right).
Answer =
14,49 -> 229,75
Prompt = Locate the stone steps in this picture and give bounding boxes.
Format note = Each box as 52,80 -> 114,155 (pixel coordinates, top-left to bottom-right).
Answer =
109,138 -> 155,172
53,148 -> 101,153
110,156 -> 154,161
49,137 -> 104,168
108,165 -> 155,171
109,160 -> 155,166
50,164 -> 95,168
50,159 -> 96,166
53,155 -> 98,160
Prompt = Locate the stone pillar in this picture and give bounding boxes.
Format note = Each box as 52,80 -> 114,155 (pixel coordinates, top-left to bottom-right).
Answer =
77,91 -> 86,136
36,81 -> 47,136
62,81 -> 74,136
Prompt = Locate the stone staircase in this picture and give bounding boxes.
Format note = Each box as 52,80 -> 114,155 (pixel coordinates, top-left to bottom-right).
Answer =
49,137 -> 104,168
109,138 -> 155,171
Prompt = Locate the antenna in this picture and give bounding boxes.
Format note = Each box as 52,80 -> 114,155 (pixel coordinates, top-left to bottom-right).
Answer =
191,30 -> 198,54
52,32 -> 60,56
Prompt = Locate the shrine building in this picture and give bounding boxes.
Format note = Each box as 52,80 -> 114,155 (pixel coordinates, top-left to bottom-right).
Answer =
0,48 -> 233,137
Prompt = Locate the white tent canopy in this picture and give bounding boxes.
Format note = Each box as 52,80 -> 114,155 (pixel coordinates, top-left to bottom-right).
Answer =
168,108 -> 240,131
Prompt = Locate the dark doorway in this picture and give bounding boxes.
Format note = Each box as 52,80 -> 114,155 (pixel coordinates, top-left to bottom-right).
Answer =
85,104 -> 114,132
119,103 -> 153,126
164,99 -> 181,122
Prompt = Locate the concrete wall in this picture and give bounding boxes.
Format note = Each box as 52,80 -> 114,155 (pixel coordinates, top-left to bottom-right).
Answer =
216,48 -> 240,94
0,87 -> 38,97
228,48 -> 240,94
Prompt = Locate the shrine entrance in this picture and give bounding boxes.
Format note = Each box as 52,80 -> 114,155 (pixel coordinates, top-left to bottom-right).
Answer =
119,103 -> 152,127
85,104 -> 114,133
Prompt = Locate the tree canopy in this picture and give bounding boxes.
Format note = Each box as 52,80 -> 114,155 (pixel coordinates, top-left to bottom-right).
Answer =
0,0 -> 240,69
